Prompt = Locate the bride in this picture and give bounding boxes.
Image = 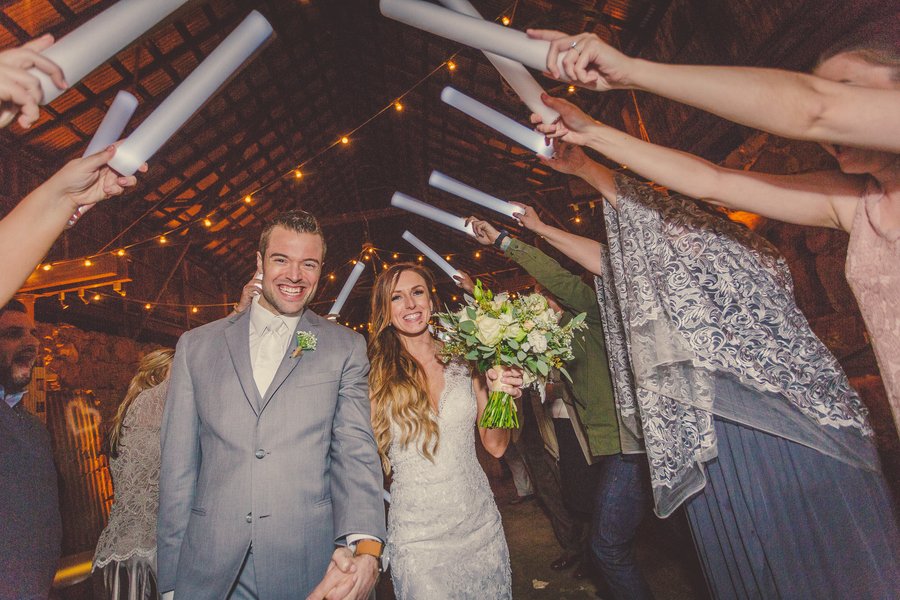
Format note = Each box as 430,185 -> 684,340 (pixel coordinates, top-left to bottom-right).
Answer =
368,262 -> 519,599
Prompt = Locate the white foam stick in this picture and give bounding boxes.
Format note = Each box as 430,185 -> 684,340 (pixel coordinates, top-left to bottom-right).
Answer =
33,0 -> 191,104
329,260 -> 366,316
436,0 -> 558,123
108,11 -> 273,176
391,192 -> 475,237
402,231 -> 460,280
441,86 -> 553,158
67,90 -> 140,227
429,170 -> 523,219
380,0 -> 568,77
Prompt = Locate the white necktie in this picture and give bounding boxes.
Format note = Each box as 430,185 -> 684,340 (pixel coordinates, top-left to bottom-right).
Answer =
254,318 -> 288,396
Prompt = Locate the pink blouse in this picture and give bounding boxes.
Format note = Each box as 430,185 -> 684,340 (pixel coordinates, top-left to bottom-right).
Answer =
845,181 -> 900,436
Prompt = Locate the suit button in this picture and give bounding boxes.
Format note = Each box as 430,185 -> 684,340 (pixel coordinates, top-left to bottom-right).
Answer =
255,449 -> 265,459
245,513 -> 252,523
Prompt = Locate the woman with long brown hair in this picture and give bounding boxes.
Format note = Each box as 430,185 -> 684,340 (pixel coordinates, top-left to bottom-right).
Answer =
93,348 -> 174,599
368,262 -> 519,599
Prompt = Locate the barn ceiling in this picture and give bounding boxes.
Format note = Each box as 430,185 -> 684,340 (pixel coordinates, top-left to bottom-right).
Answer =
0,0 -> 892,342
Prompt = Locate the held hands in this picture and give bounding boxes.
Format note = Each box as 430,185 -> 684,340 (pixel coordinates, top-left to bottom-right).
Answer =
45,145 -> 144,211
306,547 -> 378,600
0,35 -> 66,129
526,29 -> 633,92
486,366 -> 525,399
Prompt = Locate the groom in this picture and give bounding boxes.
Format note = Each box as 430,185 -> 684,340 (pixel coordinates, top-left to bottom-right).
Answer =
158,210 -> 386,599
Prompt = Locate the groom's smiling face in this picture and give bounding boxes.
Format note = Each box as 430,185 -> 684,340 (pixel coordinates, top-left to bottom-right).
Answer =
256,225 -> 324,317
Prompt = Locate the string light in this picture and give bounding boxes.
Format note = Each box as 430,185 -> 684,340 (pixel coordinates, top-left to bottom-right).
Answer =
116,249 -> 126,257
83,259 -> 92,267
444,255 -> 452,261
191,306 -> 199,313
329,274 -> 336,280
394,101 -> 404,112
203,218 -> 212,227
417,255 -> 424,262
42,264 -> 51,271
92,293 -> 101,302
501,16 -> 511,26
568,85 -> 576,93
144,303 -> 152,310
447,60 -> 457,71
244,195 -> 252,203
474,250 -> 482,259
392,253 -> 399,259
159,235 -> 168,244
340,136 -> 350,145
294,169 -> 303,179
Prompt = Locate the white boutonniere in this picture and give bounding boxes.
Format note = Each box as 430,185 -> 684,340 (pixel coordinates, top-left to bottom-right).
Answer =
291,331 -> 317,359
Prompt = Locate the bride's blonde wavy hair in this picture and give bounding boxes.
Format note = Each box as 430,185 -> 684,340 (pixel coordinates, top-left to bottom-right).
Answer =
367,263 -> 442,474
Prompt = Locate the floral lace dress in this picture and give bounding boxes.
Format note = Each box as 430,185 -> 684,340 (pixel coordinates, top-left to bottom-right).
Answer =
93,381 -> 168,600
386,359 -> 511,599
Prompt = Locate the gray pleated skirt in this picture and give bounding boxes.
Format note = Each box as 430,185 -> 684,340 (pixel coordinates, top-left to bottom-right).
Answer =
685,417 -> 900,599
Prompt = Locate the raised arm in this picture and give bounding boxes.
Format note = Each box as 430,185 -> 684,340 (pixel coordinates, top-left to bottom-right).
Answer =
0,145 -> 143,306
506,203 -> 604,276
528,29 -> 900,153
533,94 -> 865,232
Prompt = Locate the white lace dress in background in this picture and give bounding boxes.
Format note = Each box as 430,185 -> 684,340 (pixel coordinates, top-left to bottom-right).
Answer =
386,359 -> 512,599
93,380 -> 168,599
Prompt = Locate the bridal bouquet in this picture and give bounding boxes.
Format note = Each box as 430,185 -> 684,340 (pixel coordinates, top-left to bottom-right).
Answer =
436,280 -> 587,429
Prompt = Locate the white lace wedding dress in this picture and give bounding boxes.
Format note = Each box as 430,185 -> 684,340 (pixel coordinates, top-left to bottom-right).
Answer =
386,359 -> 512,599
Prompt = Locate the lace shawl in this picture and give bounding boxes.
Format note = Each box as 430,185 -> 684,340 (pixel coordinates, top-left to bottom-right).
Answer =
93,381 -> 169,568
594,175 -> 874,516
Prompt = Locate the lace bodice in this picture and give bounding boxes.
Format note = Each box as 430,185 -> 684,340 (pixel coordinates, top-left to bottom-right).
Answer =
93,381 -> 168,568
386,359 -> 511,599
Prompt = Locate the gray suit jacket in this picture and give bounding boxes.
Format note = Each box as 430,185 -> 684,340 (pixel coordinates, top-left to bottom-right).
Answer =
157,309 -> 386,599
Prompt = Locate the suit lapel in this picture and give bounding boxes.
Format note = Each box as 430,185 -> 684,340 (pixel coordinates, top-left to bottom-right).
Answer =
259,309 -> 322,414
224,310 -> 263,416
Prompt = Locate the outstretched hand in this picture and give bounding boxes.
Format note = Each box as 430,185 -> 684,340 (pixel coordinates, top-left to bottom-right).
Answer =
537,141 -> 589,176
509,203 -> 543,233
45,145 -> 145,211
526,29 -> 633,92
530,94 -> 599,147
452,270 -> 475,294
467,217 -> 501,247
0,34 -> 66,129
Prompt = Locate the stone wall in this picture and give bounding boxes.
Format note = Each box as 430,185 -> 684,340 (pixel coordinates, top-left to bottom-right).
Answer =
36,321 -> 163,424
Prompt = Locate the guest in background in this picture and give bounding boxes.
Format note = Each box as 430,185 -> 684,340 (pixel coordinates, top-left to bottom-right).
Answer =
532,21 -> 900,437
517,142 -> 900,598
93,348 -> 175,600
0,299 -> 61,599
460,216 -> 654,599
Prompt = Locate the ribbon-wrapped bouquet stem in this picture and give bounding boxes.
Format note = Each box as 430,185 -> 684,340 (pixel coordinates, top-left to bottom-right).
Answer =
436,281 -> 587,429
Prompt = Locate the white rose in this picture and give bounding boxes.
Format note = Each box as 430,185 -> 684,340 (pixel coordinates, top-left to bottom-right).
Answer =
527,330 -> 548,353
475,315 -> 504,347
505,323 -> 522,341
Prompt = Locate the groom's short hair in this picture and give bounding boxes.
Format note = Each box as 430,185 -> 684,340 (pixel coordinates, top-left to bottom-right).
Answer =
259,210 -> 327,260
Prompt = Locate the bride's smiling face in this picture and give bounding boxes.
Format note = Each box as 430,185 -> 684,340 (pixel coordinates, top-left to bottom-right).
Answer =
390,269 -> 433,336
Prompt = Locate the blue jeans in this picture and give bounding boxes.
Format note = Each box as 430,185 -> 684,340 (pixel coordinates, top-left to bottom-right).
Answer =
591,453 -> 654,600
